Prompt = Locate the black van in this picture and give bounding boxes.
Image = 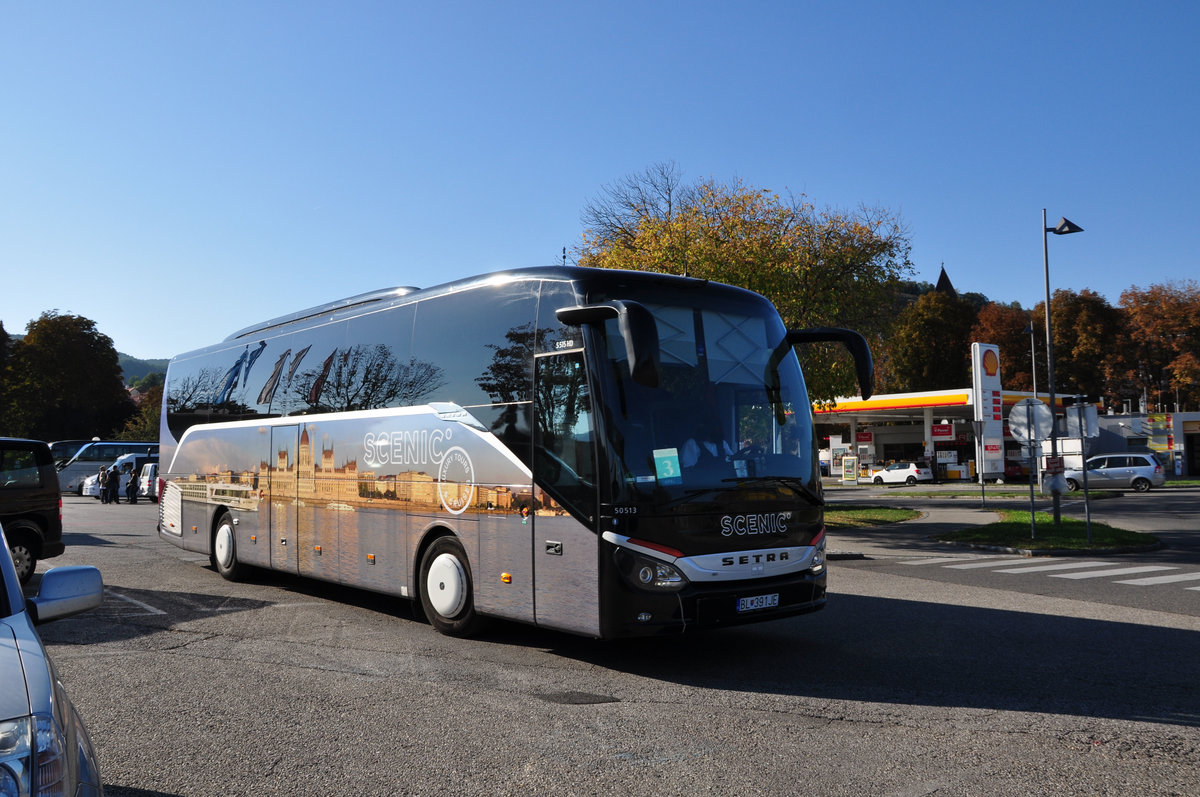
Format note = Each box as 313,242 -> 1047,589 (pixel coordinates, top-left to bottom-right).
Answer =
0,438 -> 65,583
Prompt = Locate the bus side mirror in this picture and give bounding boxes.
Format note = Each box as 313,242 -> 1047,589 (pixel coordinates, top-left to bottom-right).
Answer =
786,327 -> 874,400
556,301 -> 660,388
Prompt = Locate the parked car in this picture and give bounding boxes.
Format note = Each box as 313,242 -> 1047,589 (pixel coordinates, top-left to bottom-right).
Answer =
0,438 -> 65,584
870,461 -> 934,486
138,462 -> 159,502
0,521 -> 105,797
1064,453 -> 1165,493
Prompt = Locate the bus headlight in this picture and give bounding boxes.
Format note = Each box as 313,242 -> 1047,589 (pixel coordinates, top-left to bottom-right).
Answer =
811,537 -> 826,574
615,549 -> 687,592
638,561 -> 684,589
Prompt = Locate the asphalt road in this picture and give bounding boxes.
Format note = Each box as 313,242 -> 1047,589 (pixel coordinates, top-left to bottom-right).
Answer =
28,495 -> 1200,796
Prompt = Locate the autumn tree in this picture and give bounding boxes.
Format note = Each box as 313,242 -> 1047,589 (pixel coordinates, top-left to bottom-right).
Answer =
971,303 -> 1040,392
881,291 -> 978,392
577,163 -> 912,400
2,312 -> 133,440
1119,281 -> 1200,411
1033,289 -> 1127,405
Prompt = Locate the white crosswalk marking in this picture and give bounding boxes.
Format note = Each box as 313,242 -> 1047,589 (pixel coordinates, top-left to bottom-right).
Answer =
943,558 -> 1031,569
901,557 -> 987,566
893,557 -> 1200,589
993,561 -> 1112,574
1115,572 -> 1200,586
1051,566 -> 1177,580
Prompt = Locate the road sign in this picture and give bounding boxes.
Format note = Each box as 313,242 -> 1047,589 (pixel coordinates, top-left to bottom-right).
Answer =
1009,398 -> 1053,444
1066,403 -> 1100,438
1044,456 -> 1065,475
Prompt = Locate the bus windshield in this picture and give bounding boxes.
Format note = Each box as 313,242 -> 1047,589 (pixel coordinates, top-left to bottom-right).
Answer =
589,289 -> 819,512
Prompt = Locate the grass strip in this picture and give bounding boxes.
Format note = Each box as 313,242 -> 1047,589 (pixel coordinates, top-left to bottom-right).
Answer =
824,506 -> 920,528
935,510 -> 1159,550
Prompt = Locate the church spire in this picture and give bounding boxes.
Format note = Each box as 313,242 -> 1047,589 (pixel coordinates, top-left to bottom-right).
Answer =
935,263 -> 958,298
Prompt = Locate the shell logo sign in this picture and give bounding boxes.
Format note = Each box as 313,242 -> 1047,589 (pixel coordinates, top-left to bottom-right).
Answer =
971,343 -> 1005,478
981,348 -> 1000,377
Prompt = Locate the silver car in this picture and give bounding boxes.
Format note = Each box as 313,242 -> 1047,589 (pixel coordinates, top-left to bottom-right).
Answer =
1064,453 -> 1166,493
1,522 -> 104,796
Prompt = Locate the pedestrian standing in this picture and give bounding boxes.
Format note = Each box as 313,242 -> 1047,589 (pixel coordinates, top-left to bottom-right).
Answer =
125,464 -> 138,504
107,465 -> 121,504
98,467 -> 109,504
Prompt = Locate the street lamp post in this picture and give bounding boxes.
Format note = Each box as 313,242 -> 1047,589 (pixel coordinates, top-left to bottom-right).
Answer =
1023,317 -> 1041,489
1042,209 -> 1084,525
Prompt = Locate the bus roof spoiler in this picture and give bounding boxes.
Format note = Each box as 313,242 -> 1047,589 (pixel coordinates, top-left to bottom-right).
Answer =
787,327 -> 875,400
557,301 -> 660,388
225,286 -> 422,341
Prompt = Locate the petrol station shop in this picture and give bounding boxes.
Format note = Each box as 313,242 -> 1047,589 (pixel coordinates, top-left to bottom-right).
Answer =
814,388 -> 1199,481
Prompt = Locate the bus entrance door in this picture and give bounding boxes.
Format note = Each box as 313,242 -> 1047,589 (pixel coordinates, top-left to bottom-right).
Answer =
269,425 -> 299,574
532,351 -> 601,636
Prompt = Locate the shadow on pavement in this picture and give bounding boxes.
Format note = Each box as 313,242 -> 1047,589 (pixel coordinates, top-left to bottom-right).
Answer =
520,593 -> 1200,728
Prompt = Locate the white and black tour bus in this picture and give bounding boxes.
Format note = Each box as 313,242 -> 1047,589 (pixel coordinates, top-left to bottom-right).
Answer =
157,266 -> 872,638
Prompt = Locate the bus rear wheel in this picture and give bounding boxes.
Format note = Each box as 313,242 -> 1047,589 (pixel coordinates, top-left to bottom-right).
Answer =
211,512 -> 244,581
419,536 -> 482,637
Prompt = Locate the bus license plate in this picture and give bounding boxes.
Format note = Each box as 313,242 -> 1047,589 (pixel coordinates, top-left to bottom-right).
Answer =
736,593 -> 779,613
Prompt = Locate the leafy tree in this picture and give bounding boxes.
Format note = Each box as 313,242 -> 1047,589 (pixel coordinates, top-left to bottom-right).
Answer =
129,371 -> 165,392
1119,281 -> 1200,411
971,303 -> 1040,392
881,291 -> 978,392
116,384 -> 162,441
577,163 -> 913,400
1035,289 -> 1127,405
3,312 -> 133,440
959,291 -> 991,314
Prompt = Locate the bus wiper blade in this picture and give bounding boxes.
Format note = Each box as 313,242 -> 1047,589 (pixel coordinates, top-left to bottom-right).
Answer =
722,476 -> 824,506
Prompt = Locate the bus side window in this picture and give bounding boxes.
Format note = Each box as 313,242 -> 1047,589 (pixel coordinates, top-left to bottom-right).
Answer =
341,304 -> 423,410
413,282 -> 538,408
535,280 -> 583,355
534,350 -> 595,513
166,353 -> 222,436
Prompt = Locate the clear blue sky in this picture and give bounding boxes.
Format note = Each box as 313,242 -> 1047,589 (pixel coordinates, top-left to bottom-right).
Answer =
3,1 -> 1197,361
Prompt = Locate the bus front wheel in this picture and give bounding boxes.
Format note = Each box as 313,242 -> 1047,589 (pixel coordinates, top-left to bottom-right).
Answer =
212,512 -> 244,581
419,536 -> 482,637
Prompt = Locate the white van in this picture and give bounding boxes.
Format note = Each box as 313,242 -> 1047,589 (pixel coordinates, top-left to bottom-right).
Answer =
79,452 -> 158,500
57,441 -> 157,494
138,462 -> 160,502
